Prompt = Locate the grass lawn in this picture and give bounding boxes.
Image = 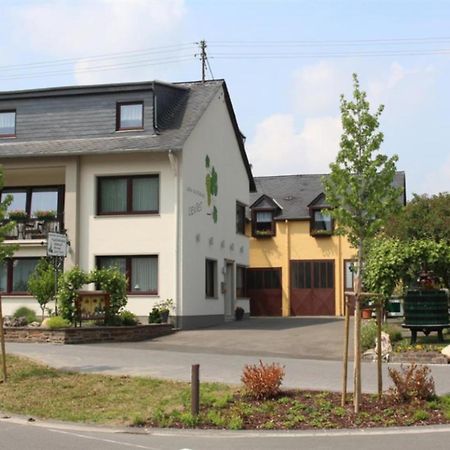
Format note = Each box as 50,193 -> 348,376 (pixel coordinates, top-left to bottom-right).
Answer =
0,354 -> 449,430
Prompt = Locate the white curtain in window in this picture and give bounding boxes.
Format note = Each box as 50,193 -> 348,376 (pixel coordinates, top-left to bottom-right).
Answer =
13,259 -> 38,292
256,211 -> 272,222
131,257 -> 157,292
0,112 -> 15,134
132,177 -> 158,211
120,104 -> 143,128
100,179 -> 127,212
0,262 -> 7,292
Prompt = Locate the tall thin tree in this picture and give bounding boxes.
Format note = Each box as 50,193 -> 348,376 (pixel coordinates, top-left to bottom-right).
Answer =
323,73 -> 402,411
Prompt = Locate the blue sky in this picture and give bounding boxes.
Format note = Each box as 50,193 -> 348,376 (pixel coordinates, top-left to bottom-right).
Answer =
1,0 -> 450,197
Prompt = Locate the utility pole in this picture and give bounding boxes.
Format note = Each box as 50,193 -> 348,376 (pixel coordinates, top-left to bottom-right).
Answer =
199,40 -> 207,82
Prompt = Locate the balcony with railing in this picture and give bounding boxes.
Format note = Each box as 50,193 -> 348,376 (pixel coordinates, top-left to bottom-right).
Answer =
4,213 -> 64,241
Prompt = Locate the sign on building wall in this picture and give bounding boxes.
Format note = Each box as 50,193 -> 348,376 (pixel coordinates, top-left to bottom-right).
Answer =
205,154 -> 218,223
47,232 -> 68,257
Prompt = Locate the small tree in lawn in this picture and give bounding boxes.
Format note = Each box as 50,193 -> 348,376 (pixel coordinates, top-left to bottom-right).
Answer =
28,258 -> 55,321
323,74 -> 402,412
0,168 -> 18,383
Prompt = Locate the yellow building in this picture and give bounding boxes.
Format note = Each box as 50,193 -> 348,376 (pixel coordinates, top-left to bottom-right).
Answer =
247,173 -> 406,317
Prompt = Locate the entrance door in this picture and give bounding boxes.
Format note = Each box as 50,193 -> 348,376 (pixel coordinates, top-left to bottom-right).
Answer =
247,268 -> 282,316
290,260 -> 335,315
224,261 -> 234,319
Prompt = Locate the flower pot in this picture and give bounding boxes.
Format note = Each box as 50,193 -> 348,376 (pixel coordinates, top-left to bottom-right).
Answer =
361,309 -> 372,319
160,309 -> 170,323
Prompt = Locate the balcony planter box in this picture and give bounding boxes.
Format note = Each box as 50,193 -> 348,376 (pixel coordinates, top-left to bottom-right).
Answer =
35,211 -> 57,221
9,211 -> 28,221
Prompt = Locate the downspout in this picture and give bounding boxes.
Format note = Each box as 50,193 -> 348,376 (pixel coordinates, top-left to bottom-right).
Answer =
168,150 -> 181,328
285,219 -> 291,317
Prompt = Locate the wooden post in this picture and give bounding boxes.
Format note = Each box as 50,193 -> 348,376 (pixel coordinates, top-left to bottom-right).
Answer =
353,294 -> 361,413
191,364 -> 200,416
341,293 -> 351,407
376,302 -> 382,399
0,295 -> 7,383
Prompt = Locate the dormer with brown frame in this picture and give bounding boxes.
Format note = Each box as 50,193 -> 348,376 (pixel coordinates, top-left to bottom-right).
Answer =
250,194 -> 281,238
308,192 -> 334,237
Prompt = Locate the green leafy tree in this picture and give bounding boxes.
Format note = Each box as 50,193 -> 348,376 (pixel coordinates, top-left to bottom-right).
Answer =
323,74 -> 402,412
384,192 -> 450,242
57,266 -> 89,322
323,74 -> 402,280
28,258 -> 56,320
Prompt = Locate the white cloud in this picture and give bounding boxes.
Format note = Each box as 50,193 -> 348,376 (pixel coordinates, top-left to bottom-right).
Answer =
292,61 -> 345,116
421,155 -> 450,195
10,0 -> 187,84
247,114 -> 341,176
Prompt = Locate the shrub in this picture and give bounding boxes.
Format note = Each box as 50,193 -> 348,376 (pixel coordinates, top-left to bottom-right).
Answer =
241,360 -> 285,400
45,316 -> 71,329
13,307 -> 37,324
57,266 -> 89,322
120,310 -> 139,326
388,363 -> 436,403
148,307 -> 161,324
361,320 -> 403,351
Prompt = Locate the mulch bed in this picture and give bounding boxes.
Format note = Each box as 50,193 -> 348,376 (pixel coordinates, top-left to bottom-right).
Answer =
147,390 -> 450,430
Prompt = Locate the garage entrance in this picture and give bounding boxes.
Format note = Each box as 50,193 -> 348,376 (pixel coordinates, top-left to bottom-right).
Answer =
247,267 -> 282,316
290,260 -> 335,316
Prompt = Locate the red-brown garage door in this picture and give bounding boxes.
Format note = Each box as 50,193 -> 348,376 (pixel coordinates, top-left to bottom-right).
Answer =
247,268 -> 282,316
290,260 -> 335,316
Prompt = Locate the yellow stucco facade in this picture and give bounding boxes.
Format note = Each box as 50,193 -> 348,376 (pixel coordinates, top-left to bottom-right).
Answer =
248,219 -> 355,316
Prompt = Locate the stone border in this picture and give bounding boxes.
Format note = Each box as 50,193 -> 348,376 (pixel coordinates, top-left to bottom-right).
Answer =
389,351 -> 448,365
3,324 -> 174,344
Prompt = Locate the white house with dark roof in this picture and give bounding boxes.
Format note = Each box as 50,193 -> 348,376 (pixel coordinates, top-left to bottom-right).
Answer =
0,79 -> 255,329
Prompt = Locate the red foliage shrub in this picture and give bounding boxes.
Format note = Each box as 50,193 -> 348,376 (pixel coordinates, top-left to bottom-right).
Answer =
388,363 -> 436,403
241,360 -> 285,400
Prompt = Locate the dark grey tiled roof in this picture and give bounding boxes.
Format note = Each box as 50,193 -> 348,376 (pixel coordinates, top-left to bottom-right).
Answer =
0,80 -> 222,158
250,172 -> 406,220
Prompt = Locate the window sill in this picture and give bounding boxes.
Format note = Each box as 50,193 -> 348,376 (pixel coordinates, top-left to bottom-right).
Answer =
0,135 -> 16,139
127,292 -> 158,296
95,213 -> 160,218
115,128 -> 145,133
311,231 -> 333,237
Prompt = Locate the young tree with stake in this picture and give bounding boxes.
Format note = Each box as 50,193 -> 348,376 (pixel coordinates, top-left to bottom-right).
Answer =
323,74 -> 402,411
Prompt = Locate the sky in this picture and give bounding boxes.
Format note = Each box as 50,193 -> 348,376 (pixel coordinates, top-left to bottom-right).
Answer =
1,0 -> 450,198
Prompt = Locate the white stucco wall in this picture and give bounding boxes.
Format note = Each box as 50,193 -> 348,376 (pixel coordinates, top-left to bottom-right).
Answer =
180,87 -> 250,320
77,152 -> 177,317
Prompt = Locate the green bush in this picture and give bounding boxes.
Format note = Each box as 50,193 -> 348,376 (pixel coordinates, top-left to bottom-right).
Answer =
13,307 -> 37,324
148,307 -> 161,324
45,316 -> 71,329
120,310 -> 138,326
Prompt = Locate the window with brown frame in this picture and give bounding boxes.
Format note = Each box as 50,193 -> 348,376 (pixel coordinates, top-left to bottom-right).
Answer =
0,257 -> 40,293
310,208 -> 333,236
96,255 -> 158,294
97,175 -> 159,215
236,202 -> 246,234
205,259 -> 217,298
236,265 -> 247,298
252,209 -> 275,237
116,102 -> 143,131
0,110 -> 16,137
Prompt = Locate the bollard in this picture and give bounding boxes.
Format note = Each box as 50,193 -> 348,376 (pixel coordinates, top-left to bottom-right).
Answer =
191,364 -> 200,416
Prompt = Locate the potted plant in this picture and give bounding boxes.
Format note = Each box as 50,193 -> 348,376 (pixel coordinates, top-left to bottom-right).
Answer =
158,298 -> 174,323
35,210 -> 57,221
8,210 -> 28,221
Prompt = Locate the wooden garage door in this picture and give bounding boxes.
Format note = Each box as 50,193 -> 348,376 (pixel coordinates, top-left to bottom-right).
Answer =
290,260 -> 335,316
247,268 -> 282,316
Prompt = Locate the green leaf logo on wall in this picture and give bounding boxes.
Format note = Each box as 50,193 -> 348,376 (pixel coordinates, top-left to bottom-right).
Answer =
205,154 -> 218,223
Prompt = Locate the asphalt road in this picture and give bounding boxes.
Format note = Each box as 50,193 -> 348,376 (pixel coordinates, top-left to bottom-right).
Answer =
1,418 -> 450,450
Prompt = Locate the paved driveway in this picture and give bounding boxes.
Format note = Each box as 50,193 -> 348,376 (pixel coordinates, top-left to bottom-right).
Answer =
134,317 -> 353,360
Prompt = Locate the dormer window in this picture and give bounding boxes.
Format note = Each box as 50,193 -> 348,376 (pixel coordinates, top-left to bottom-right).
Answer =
0,111 -> 16,137
116,102 -> 143,131
311,208 -> 333,236
252,210 -> 275,237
